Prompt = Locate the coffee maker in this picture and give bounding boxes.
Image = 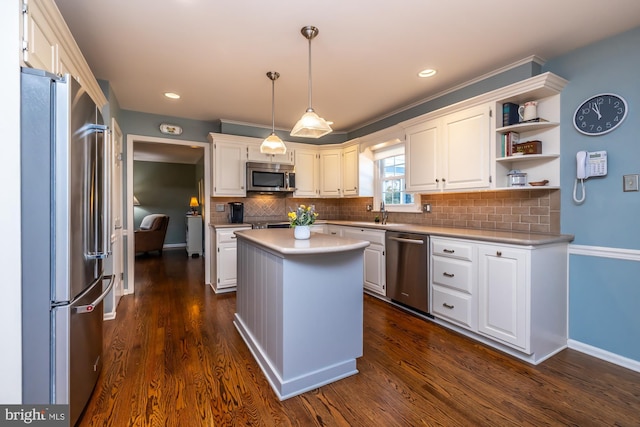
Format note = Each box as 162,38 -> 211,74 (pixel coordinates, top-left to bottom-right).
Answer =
228,202 -> 244,224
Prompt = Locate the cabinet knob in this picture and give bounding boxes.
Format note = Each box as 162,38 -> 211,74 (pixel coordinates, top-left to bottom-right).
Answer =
496,251 -> 502,257
436,179 -> 439,183
442,178 -> 446,182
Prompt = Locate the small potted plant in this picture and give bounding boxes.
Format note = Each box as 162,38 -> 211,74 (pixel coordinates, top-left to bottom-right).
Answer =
288,204 -> 319,240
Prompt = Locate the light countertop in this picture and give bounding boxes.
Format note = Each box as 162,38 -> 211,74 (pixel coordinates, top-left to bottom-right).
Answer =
234,228 -> 370,255
325,221 -> 574,246
211,220 -> 573,246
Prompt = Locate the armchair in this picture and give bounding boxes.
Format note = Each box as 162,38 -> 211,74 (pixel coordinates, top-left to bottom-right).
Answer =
135,214 -> 169,255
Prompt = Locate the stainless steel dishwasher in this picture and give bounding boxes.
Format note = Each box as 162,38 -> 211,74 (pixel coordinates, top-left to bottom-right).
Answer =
385,232 -> 430,314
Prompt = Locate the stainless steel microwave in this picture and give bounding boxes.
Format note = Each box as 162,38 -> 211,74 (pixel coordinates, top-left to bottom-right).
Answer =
246,162 -> 295,193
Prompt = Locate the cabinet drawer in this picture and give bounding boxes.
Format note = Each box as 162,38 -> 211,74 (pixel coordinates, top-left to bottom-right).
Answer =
432,239 -> 473,261
432,287 -> 474,329
217,227 -> 249,243
432,257 -> 473,293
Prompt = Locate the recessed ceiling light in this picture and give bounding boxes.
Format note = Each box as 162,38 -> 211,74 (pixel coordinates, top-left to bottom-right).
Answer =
164,92 -> 181,99
418,69 -> 437,78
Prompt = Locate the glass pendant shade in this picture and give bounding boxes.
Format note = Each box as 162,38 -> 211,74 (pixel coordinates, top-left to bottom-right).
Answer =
260,71 -> 287,154
290,26 -> 333,139
290,109 -> 332,138
260,133 -> 287,154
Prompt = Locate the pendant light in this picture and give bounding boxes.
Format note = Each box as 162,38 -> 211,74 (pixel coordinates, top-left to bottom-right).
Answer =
290,26 -> 333,139
260,71 -> 287,154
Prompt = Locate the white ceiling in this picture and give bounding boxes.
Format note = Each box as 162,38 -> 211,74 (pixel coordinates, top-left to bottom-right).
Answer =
55,0 -> 640,135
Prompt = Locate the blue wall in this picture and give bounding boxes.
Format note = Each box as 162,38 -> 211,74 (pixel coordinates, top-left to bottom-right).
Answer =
133,161 -> 200,245
544,27 -> 640,361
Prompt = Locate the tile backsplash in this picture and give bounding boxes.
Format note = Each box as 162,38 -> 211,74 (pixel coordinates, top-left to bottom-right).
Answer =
210,189 -> 560,234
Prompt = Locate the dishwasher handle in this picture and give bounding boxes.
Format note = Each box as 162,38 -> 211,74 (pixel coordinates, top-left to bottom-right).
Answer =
388,236 -> 425,245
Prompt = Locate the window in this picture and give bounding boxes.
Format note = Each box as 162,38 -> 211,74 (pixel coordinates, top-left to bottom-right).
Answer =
381,154 -> 413,205
374,146 -> 419,212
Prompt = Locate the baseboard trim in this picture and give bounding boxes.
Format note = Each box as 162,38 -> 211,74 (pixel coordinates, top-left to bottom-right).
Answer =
568,339 -> 640,373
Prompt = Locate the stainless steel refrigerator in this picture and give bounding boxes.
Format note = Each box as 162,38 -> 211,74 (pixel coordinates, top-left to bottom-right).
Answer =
21,67 -> 113,426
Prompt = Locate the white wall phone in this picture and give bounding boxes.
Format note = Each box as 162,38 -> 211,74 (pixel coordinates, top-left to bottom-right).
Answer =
573,150 -> 607,203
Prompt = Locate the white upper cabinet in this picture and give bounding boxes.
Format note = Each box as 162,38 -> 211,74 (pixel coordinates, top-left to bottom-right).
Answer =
294,148 -> 320,197
341,144 -> 360,196
441,104 -> 491,190
405,103 -> 491,192
210,136 -> 247,197
22,0 -> 58,73
319,149 -> 342,197
21,0 -> 107,108
405,118 -> 440,192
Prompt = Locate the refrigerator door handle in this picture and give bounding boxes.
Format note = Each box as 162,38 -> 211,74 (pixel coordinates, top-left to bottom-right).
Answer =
75,274 -> 115,314
86,124 -> 111,260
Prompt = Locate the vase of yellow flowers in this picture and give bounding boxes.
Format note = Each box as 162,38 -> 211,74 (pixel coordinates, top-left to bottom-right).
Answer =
288,204 -> 318,240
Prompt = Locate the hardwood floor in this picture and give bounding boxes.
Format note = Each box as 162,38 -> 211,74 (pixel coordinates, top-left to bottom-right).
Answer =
79,250 -> 640,426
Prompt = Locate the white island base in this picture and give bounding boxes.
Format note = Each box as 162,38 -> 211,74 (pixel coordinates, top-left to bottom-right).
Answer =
234,229 -> 369,400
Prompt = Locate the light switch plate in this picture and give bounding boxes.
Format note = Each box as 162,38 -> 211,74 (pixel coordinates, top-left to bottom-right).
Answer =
216,203 -> 225,212
623,174 -> 639,192
423,203 -> 432,213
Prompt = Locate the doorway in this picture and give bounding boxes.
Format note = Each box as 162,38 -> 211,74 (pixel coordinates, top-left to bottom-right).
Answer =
125,134 -> 211,295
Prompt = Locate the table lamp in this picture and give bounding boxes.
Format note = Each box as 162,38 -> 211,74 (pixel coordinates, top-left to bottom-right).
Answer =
189,197 -> 199,215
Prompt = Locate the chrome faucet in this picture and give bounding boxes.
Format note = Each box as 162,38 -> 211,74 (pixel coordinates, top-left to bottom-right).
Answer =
380,201 -> 389,225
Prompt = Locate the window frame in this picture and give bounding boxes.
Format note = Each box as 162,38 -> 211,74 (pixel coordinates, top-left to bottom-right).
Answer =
373,145 -> 421,213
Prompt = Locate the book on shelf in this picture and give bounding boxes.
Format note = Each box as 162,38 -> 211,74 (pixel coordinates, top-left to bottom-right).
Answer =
503,131 -> 519,157
502,102 -> 520,126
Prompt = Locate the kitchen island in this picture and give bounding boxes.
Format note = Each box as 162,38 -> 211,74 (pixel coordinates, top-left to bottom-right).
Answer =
234,228 -> 369,400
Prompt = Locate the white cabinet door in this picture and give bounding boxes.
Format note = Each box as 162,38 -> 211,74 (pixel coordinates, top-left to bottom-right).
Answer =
319,149 -> 342,197
213,140 -> 246,196
217,242 -> 237,289
405,118 -> 439,192
363,244 -> 385,295
477,244 -> 528,349
405,104 -> 491,192
22,0 -> 58,73
294,148 -> 319,197
342,227 -> 386,296
342,145 -> 359,196
441,104 -> 491,190
213,227 -> 250,292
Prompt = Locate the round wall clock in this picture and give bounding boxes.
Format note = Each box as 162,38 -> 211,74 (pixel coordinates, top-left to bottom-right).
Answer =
573,93 -> 627,136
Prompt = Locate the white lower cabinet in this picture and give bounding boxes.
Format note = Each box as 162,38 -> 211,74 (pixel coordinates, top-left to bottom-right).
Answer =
431,239 -> 477,330
477,245 -> 527,349
430,236 -> 568,364
212,226 -> 250,293
341,227 -> 386,296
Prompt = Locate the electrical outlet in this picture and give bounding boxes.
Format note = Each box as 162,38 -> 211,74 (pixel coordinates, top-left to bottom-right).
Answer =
623,174 -> 639,192
366,204 -> 373,211
216,203 -> 225,212
423,203 -> 432,213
